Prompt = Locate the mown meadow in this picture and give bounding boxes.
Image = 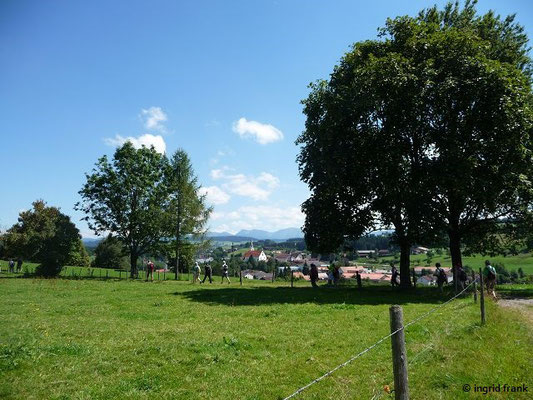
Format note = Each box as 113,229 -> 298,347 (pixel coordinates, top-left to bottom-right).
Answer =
1,274 -> 532,399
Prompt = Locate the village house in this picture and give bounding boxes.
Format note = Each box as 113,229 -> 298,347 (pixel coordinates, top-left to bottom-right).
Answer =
339,266 -> 366,279
412,246 -> 430,255
413,266 -> 451,276
242,250 -> 268,262
195,256 -> 213,264
274,253 -> 291,263
360,272 -> 390,283
356,250 -> 376,258
289,252 -> 307,263
417,275 -> 436,286
241,269 -> 270,280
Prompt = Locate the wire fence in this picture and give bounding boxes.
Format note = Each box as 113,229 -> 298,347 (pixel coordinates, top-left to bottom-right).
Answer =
0,264 -> 187,281
282,280 -> 477,400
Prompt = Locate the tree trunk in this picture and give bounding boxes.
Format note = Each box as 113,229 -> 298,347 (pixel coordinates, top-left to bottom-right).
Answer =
130,253 -> 138,278
399,242 -> 412,288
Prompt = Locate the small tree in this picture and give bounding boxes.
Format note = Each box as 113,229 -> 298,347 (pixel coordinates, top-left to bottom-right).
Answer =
3,200 -> 80,276
163,149 -> 212,280
92,235 -> 129,270
76,142 -> 169,277
68,238 -> 91,267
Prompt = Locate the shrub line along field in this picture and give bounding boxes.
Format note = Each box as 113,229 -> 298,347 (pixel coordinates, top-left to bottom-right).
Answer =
1,275 -> 532,399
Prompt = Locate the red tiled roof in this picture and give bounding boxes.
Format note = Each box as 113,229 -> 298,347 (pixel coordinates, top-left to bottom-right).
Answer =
243,251 -> 263,258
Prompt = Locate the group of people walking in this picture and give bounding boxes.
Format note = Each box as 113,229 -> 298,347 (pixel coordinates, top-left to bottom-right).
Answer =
6,258 -> 23,273
311,259 -> 499,300
192,261 -> 231,284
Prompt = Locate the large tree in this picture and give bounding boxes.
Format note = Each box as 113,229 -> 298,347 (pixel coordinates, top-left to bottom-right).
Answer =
297,1 -> 533,285
162,149 -> 211,280
76,142 -> 169,277
3,200 -> 81,276
412,2 -> 533,267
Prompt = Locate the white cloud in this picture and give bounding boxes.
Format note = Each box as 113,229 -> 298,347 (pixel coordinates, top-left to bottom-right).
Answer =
232,117 -> 284,145
198,186 -> 230,205
141,106 -> 168,132
209,205 -> 304,234
211,168 -> 280,201
105,133 -> 166,154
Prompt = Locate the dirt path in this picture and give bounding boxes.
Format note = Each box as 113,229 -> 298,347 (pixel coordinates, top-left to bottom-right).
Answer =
498,298 -> 533,326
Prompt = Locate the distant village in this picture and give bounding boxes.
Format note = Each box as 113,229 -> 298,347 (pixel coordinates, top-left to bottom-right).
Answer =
195,240 -> 452,286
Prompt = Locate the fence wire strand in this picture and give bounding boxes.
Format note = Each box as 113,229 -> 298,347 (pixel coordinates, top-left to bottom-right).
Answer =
283,280 -> 477,400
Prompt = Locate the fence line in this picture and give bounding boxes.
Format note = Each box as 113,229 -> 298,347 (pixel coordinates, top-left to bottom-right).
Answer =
282,280 -> 476,400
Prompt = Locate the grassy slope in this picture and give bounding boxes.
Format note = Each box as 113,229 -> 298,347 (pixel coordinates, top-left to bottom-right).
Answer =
1,278 -> 531,400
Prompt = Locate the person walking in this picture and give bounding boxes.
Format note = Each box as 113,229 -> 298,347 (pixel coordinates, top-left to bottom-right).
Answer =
8,259 -> 15,273
16,258 -> 23,273
332,265 -> 340,287
146,260 -> 155,281
457,264 -> 467,291
356,270 -> 362,289
221,261 -> 231,284
310,263 -> 319,288
391,264 -> 399,288
202,263 -> 213,283
192,262 -> 201,284
434,263 -> 446,293
483,260 -> 497,300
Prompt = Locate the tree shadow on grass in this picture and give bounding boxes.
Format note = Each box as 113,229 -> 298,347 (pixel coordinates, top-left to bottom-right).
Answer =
174,284 -> 462,306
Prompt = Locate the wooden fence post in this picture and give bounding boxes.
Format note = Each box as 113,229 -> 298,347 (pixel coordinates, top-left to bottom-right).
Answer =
390,305 -> 409,400
240,269 -> 242,286
479,268 -> 485,325
472,271 -> 477,303
291,270 -> 294,288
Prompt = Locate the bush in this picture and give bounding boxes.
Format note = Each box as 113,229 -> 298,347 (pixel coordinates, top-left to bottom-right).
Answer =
35,259 -> 63,277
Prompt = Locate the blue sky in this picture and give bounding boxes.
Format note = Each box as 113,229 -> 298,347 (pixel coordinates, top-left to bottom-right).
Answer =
1,0 -> 532,237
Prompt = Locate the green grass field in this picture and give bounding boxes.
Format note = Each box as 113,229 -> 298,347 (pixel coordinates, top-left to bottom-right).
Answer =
1,276 -> 531,399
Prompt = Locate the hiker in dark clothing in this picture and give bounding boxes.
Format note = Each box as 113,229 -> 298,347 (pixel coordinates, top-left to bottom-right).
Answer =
483,260 -> 497,300
434,263 -> 446,293
391,265 -> 399,287
8,259 -> 15,273
332,265 -> 340,286
146,260 -> 155,281
202,264 -> 213,283
16,258 -> 23,273
356,270 -> 362,289
457,264 -> 467,291
310,263 -> 319,288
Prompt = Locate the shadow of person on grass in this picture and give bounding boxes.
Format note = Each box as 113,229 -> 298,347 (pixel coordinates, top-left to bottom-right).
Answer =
174,284 -> 460,306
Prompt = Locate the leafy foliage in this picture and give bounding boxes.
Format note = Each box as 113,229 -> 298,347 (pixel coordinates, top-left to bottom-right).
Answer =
3,200 -> 81,276
297,1 -> 533,287
76,142 -> 170,277
91,235 -> 129,270
160,150 -> 211,278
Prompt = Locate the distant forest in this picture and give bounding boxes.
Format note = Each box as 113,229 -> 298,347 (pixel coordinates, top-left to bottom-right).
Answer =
237,234 -> 394,252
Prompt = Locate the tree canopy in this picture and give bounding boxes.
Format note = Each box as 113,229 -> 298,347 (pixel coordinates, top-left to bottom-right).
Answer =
77,143 -> 211,277
3,200 -> 81,276
161,149 -> 211,279
76,142 -> 169,277
297,0 -> 533,287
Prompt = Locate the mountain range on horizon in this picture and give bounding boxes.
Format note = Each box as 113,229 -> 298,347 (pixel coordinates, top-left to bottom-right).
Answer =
207,227 -> 303,240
